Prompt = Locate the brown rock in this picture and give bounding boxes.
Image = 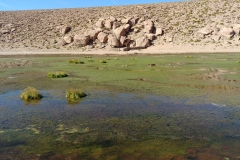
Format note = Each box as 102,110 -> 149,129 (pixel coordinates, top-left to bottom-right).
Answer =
136,36 -> 150,48
232,24 -> 240,34
64,36 -> 73,44
74,35 -> 90,46
120,36 -> 126,47
97,32 -> 108,43
113,26 -> 126,40
57,39 -> 67,46
108,34 -> 119,47
155,28 -> 163,36
96,20 -> 104,28
220,27 -> 235,39
143,20 -> 154,33
104,20 -> 113,29
123,24 -> 131,32
146,34 -> 155,40
112,22 -> 120,30
89,30 -> 101,40
61,26 -> 71,34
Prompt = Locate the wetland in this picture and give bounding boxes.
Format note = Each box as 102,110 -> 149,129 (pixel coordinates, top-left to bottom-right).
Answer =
0,53 -> 240,160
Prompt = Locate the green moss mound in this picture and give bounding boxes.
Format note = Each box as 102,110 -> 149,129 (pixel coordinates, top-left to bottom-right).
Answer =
48,71 -> 68,78
66,88 -> 86,100
20,87 -> 43,100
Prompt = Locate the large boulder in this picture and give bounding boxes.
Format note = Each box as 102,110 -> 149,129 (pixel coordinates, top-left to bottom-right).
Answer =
96,20 -> 104,28
197,27 -> 213,36
143,20 -> 154,33
104,20 -> 113,29
57,39 -> 67,46
64,36 -> 73,44
61,26 -> 71,34
112,22 -> 120,30
232,24 -> 240,34
120,36 -> 126,47
123,24 -> 131,32
88,30 -> 101,40
113,26 -> 126,40
108,34 -> 120,47
219,27 -> 235,39
74,35 -> 90,46
129,18 -> 139,26
155,28 -> 163,36
121,17 -> 131,24
136,36 -> 150,48
146,34 -> 155,41
97,32 -> 108,43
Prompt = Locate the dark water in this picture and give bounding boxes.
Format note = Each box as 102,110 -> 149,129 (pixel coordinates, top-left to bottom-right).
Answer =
0,90 -> 240,159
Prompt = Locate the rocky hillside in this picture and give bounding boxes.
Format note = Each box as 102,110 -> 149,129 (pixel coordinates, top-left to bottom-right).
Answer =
0,0 -> 240,52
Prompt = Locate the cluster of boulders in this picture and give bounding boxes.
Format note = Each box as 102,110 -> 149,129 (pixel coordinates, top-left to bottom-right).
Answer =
197,23 -> 240,41
56,16 -> 164,50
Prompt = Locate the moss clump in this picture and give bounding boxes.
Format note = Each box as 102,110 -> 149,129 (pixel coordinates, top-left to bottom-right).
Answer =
88,59 -> 94,62
20,87 -> 43,100
98,60 -> 107,63
68,60 -> 84,64
48,72 -> 68,78
66,88 -> 86,100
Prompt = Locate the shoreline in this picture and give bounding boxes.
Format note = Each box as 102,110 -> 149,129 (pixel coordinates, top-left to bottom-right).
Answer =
0,45 -> 240,56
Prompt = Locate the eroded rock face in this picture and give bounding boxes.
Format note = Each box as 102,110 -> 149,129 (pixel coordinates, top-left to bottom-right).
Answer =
74,35 -> 90,46
97,32 -> 108,43
220,27 -> 235,39
136,36 -> 150,48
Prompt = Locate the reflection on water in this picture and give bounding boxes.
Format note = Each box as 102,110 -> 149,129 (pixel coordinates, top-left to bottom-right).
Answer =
0,90 -> 240,159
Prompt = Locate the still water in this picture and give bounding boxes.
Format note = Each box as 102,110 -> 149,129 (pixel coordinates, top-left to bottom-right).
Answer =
0,90 -> 240,159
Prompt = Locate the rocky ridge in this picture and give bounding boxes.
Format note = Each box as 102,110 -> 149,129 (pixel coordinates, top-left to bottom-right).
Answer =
0,0 -> 240,52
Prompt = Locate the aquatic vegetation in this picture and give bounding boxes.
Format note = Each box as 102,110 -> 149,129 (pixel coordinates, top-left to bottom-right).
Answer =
237,61 -> 240,64
68,59 -> 84,64
85,56 -> 92,58
88,59 -> 94,62
106,58 -> 111,60
185,55 -> 193,58
114,57 -> 119,60
66,88 -> 86,100
130,58 -> 136,60
48,71 -> 68,78
20,87 -> 43,100
98,60 -> 107,63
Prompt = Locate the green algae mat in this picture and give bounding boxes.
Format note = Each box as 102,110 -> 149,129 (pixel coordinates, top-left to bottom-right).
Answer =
0,54 -> 240,159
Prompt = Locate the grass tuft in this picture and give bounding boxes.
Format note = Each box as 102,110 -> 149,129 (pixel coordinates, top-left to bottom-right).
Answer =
68,60 -> 84,64
20,87 -> 43,100
66,88 -> 86,100
48,71 -> 68,78
98,60 -> 107,63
